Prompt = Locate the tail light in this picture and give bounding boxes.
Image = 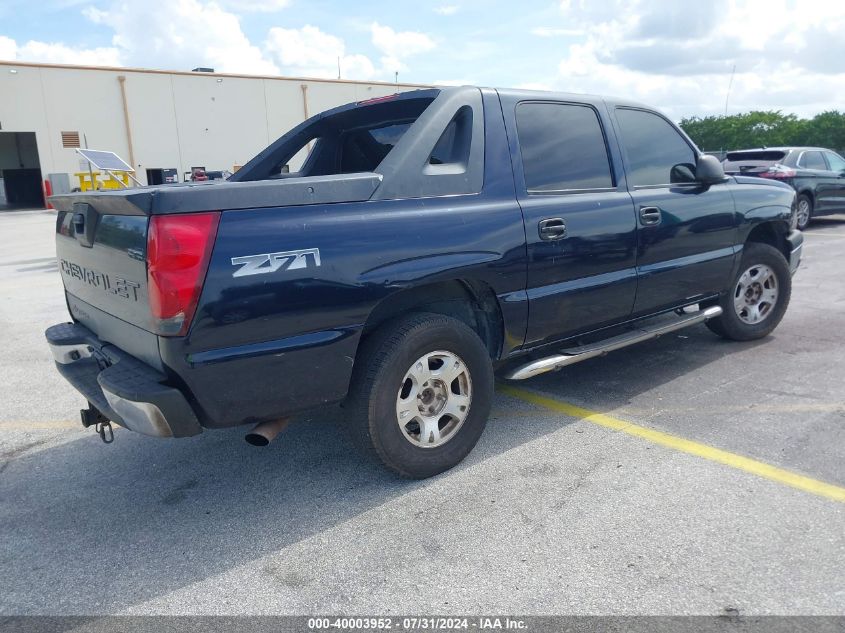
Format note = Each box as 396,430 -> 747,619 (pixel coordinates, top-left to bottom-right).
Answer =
759,164 -> 796,180
147,212 -> 220,336
356,93 -> 399,106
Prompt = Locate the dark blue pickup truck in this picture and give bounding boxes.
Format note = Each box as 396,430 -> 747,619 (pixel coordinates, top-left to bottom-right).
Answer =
46,86 -> 803,478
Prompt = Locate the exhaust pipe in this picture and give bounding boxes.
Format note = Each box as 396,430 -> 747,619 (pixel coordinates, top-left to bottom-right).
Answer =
245,417 -> 290,447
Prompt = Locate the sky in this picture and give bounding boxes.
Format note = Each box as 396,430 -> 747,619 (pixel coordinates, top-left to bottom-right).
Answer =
1,0 -> 844,121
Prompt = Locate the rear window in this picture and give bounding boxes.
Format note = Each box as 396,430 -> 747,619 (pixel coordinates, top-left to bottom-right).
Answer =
339,122 -> 413,173
723,150 -> 787,171
235,95 -> 437,181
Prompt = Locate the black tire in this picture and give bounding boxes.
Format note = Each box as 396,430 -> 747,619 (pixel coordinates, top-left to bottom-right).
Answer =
796,193 -> 813,231
345,313 -> 494,479
706,242 -> 791,341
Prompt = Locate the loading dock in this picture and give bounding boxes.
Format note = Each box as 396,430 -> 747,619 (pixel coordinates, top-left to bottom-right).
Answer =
0,131 -> 43,210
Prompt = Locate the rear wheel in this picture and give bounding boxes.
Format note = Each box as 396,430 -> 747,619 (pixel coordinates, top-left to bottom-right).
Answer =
706,242 -> 791,341
796,194 -> 813,230
346,313 -> 494,479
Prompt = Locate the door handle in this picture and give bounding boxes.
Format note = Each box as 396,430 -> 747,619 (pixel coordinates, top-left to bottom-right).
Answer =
639,206 -> 662,226
538,218 -> 567,241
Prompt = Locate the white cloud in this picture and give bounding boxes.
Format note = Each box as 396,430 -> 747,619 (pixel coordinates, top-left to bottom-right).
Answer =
0,33 -> 121,66
530,27 -> 582,37
537,0 -> 845,118
434,5 -> 459,15
515,81 -> 554,91
83,0 -> 278,74
370,22 -> 435,74
371,22 -> 435,58
221,0 -> 290,11
433,78 -> 476,86
265,22 -> 436,81
0,35 -> 17,60
265,25 -> 376,80
3,1 -> 436,84
16,40 -> 121,65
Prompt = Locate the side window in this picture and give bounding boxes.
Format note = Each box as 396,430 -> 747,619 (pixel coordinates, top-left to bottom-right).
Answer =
615,108 -> 696,187
427,105 -> 472,169
800,151 -> 828,171
825,151 -> 845,172
515,102 -> 614,192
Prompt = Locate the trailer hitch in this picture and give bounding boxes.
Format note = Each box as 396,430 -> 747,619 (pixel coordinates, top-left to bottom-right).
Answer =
80,404 -> 114,444
95,421 -> 114,444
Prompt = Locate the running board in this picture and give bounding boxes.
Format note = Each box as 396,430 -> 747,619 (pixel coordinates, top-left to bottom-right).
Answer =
504,306 -> 723,381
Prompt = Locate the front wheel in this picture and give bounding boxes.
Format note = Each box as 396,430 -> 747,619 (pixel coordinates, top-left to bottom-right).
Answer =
346,313 -> 494,479
706,242 -> 791,341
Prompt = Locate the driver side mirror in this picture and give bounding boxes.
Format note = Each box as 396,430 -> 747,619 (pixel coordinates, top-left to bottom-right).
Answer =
695,154 -> 726,184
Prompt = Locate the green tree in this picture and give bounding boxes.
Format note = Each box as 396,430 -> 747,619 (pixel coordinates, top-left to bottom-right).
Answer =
680,110 -> 845,154
804,111 -> 845,151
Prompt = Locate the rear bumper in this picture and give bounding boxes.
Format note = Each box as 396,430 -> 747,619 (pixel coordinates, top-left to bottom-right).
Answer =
45,322 -> 202,438
787,229 -> 803,275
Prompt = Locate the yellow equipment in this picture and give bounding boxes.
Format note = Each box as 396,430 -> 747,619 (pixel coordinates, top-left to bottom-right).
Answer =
74,171 -> 132,192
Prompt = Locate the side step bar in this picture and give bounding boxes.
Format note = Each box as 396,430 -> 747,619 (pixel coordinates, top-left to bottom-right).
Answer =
504,306 -> 723,381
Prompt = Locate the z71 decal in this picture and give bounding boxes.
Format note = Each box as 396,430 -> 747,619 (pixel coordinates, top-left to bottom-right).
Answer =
231,248 -> 321,278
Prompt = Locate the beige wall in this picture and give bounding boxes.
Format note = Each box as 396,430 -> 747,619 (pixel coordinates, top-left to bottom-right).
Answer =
0,61 -> 428,185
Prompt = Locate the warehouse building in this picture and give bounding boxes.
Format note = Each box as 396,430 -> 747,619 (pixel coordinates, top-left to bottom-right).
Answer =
0,60 -> 428,209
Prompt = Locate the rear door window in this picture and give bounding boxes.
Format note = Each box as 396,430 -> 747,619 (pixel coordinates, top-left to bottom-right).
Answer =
615,108 -> 697,187
799,151 -> 827,170
515,102 -> 614,192
825,151 -> 845,172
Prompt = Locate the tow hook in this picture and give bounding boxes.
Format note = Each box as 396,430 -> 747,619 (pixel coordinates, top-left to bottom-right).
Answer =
95,421 -> 114,444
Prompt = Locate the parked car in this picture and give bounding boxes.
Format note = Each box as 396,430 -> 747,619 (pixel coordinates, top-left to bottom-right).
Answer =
205,170 -> 232,181
722,147 -> 845,230
46,87 -> 802,478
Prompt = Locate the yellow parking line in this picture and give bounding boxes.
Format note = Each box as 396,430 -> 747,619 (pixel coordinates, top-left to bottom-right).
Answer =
498,384 -> 845,503
0,421 -> 81,430
618,403 -> 845,415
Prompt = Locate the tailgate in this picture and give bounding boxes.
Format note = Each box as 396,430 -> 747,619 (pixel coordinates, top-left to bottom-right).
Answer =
55,203 -> 154,333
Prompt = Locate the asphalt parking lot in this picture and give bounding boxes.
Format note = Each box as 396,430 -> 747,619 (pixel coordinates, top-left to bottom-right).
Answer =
0,209 -> 843,616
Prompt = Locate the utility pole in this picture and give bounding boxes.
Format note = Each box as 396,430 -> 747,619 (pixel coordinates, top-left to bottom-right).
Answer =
724,64 -> 736,117
337,56 -> 341,79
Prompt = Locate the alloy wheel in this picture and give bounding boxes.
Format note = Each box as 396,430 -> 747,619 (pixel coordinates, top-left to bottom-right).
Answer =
733,264 -> 779,324
395,350 -> 472,448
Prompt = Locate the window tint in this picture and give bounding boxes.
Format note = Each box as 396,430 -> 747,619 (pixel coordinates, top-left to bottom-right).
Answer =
722,150 -> 785,172
615,108 -> 696,187
825,151 -> 845,172
429,106 -> 472,167
516,102 -> 613,192
799,151 -> 827,170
